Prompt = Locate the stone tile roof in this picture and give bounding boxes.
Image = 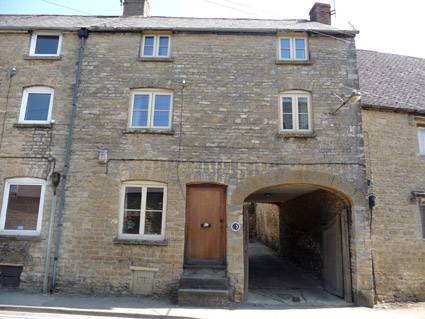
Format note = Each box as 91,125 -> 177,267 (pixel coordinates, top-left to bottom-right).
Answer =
0,14 -> 357,35
357,49 -> 425,113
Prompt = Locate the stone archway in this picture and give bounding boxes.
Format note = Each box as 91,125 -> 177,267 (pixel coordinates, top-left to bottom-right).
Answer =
228,168 -> 373,307
231,169 -> 363,206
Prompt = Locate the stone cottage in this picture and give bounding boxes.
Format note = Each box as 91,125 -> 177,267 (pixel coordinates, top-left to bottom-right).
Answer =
358,49 -> 425,302
0,0 -> 394,307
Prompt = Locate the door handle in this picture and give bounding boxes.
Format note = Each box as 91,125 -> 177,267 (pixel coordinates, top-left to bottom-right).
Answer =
201,222 -> 211,229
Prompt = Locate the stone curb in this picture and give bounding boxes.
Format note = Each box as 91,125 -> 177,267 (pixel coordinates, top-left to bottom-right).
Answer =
0,305 -> 194,319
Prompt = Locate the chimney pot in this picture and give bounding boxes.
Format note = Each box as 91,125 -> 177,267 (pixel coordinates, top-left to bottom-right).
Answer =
122,0 -> 150,17
309,2 -> 332,25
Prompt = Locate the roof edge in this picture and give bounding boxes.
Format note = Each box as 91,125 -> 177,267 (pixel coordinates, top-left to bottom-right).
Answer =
0,26 -> 357,35
361,104 -> 425,115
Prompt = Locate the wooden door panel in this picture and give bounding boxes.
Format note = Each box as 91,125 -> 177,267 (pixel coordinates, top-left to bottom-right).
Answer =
186,184 -> 226,264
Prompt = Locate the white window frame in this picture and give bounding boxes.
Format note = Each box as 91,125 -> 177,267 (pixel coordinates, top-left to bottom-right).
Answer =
279,91 -> 313,132
129,89 -> 173,129
19,86 -> 54,124
29,32 -> 63,57
118,181 -> 167,241
420,204 -> 425,241
278,37 -> 309,61
141,35 -> 171,58
418,127 -> 425,156
0,178 -> 46,236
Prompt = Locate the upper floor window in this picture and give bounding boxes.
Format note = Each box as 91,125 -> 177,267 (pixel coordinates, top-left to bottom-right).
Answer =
279,91 -> 312,132
129,89 -> 173,129
119,182 -> 167,240
19,87 -> 54,124
418,127 -> 425,156
420,205 -> 425,240
141,35 -> 171,58
0,178 -> 46,236
279,37 -> 308,61
29,32 -> 62,56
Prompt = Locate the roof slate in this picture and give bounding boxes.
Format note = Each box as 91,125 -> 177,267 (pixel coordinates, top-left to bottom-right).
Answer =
0,15 -> 357,35
357,50 -> 425,113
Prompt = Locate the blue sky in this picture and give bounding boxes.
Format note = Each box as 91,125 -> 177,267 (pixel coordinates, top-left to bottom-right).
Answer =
1,0 -> 424,58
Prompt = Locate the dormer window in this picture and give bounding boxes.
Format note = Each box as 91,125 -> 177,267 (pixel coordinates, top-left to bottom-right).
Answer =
141,35 -> 171,58
278,37 -> 308,61
29,32 -> 62,56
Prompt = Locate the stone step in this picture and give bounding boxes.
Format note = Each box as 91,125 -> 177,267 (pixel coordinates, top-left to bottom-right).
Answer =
183,263 -> 226,269
182,267 -> 226,278
177,288 -> 230,307
180,276 -> 228,289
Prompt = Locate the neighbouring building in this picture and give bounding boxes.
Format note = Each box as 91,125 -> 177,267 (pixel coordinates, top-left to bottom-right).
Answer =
3,0 -> 421,307
358,49 -> 425,302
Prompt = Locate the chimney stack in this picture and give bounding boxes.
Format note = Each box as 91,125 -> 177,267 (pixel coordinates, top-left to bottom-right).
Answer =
309,2 -> 332,25
122,0 -> 150,17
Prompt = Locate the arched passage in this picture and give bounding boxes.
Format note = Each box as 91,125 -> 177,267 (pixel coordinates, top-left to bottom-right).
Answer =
233,170 -> 360,307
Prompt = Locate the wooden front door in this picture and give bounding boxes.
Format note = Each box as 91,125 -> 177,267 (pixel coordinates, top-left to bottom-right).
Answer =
185,184 -> 226,264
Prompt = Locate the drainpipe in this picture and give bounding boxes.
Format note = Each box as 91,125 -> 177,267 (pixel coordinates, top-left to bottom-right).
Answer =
43,171 -> 60,293
50,28 -> 89,292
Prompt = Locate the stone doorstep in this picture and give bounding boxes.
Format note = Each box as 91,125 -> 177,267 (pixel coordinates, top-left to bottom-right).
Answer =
178,264 -> 230,306
182,267 -> 226,278
178,288 -> 229,295
179,277 -> 228,289
177,288 -> 230,307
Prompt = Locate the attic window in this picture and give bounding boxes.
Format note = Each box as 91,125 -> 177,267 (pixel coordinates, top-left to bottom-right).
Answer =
29,32 -> 62,56
141,35 -> 171,58
278,37 -> 309,61
418,127 -> 425,156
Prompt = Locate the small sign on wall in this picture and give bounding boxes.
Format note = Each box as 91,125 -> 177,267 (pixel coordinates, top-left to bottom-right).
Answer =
231,222 -> 241,232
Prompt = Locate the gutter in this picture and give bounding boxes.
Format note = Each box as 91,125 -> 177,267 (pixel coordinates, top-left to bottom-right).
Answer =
0,26 -> 358,36
50,27 -> 89,292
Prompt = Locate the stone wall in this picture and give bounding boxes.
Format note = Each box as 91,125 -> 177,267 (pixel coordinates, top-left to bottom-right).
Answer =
0,29 -> 374,305
0,31 -> 78,290
246,203 -> 256,241
362,109 -> 425,302
255,203 -> 280,252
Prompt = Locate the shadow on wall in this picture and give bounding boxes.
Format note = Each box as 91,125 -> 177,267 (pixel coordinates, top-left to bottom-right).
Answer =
280,189 -> 348,280
247,188 -> 350,283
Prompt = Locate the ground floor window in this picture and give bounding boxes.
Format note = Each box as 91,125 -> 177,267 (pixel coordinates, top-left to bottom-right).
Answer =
119,182 -> 167,240
0,178 -> 46,236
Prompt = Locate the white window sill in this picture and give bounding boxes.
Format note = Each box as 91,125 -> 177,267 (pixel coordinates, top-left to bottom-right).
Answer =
0,234 -> 42,241
14,122 -> 54,129
276,131 -> 316,138
276,59 -> 313,65
137,57 -> 174,62
123,128 -> 175,135
113,237 -> 168,246
24,55 -> 62,60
